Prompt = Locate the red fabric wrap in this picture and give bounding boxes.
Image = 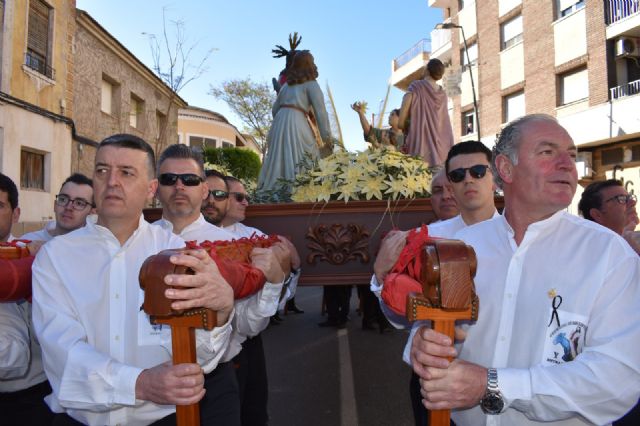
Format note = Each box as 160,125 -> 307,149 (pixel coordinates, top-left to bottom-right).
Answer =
0,241 -> 35,302
381,225 -> 435,316
186,233 -> 280,299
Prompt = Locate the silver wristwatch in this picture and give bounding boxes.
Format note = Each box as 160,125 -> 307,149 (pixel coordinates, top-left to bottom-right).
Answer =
480,368 -> 504,415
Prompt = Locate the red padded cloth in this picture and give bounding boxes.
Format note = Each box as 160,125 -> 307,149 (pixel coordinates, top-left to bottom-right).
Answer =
0,241 -> 34,302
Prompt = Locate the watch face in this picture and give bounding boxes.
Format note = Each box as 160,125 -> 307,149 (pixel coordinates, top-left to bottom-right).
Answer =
481,393 -> 504,414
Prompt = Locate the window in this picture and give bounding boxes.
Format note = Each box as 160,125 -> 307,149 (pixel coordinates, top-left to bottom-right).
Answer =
462,111 -> 475,135
129,94 -> 144,129
559,67 -> 588,105
21,149 -> 45,190
461,42 -> 478,71
501,15 -> 523,50
101,79 -> 113,114
26,0 -> 54,79
156,111 -> 166,140
556,0 -> 585,19
503,91 -> 525,123
189,136 -> 216,149
222,141 -> 234,148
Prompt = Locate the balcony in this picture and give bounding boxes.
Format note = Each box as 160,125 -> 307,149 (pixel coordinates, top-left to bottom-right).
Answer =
24,50 -> 55,80
430,28 -> 452,61
390,39 -> 431,91
605,0 -> 640,39
610,79 -> 640,100
429,0 -> 451,8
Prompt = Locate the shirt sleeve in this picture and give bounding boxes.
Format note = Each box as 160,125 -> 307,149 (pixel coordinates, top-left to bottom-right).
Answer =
233,280 -> 284,337
369,274 -> 411,329
0,302 -> 30,379
195,308 -> 235,374
499,253 -> 640,424
31,246 -> 142,410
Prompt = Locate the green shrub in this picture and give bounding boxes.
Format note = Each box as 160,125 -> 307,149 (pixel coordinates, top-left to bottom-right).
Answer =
203,147 -> 261,182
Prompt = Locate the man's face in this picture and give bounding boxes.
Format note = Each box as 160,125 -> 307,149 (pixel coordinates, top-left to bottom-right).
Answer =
592,186 -> 637,235
430,171 -> 458,220
202,176 -> 228,225
499,120 -> 577,218
226,181 -> 248,224
447,152 -> 494,214
93,146 -> 157,223
55,182 -> 94,233
0,190 -> 19,242
157,158 -> 208,222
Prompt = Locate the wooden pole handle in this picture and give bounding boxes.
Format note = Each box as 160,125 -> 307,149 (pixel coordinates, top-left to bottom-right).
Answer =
427,319 -> 456,426
171,326 -> 200,426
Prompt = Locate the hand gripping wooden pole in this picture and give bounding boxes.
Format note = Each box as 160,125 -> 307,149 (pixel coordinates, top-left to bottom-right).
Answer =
139,249 -> 217,426
405,239 -> 479,426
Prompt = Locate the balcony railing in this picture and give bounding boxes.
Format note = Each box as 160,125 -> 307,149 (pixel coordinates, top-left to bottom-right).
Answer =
25,50 -> 55,80
393,38 -> 431,70
610,79 -> 640,99
605,0 -> 640,25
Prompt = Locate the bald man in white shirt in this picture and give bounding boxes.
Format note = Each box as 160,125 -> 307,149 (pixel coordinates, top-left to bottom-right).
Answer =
32,135 -> 236,426
413,115 -> 640,425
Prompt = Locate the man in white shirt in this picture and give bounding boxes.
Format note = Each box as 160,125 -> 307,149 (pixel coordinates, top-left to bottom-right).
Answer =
578,179 -> 640,255
429,166 -> 459,222
153,144 -> 287,425
22,173 -> 95,243
413,114 -> 640,425
0,173 -> 54,426
32,134 -> 236,426
371,141 -> 497,425
216,175 -> 297,426
201,169 -> 230,226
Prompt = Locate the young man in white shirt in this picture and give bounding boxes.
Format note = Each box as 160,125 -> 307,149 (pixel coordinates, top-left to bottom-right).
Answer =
153,143 -> 287,425
32,134 -> 236,426
0,173 -> 54,426
578,179 -> 640,255
372,141 -> 497,425
413,115 -> 640,425
22,173 -> 95,243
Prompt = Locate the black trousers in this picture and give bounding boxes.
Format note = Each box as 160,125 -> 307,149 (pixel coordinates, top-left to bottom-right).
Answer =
324,285 -> 352,323
233,334 -> 269,426
53,361 -> 240,426
0,380 -> 54,426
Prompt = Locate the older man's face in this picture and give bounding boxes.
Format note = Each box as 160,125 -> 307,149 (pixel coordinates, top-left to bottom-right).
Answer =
592,186 -> 637,235
430,171 -> 458,220
202,176 -> 228,225
504,120 -> 577,218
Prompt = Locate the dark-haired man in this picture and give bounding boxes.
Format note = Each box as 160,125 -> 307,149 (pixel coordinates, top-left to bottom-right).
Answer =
202,169 -> 229,226
372,140 -> 497,425
0,173 -> 54,426
578,179 -> 639,255
32,135 -> 236,425
22,173 -> 94,242
413,115 -> 640,425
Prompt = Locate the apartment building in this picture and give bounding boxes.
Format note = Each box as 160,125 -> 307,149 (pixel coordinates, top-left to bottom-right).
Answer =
178,106 -> 262,158
0,0 -> 76,224
391,0 -> 640,210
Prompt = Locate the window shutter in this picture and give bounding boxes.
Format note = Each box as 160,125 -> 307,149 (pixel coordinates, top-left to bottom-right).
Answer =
28,0 -> 50,59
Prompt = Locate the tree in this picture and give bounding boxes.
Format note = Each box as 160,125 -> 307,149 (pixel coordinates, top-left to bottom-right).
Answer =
210,78 -> 275,154
145,7 -> 216,155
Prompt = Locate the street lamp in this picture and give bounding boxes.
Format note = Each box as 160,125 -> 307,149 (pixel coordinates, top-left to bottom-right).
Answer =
435,22 -> 480,139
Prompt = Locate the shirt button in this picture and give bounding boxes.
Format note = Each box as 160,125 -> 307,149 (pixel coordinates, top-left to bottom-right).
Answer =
115,293 -> 120,299
507,293 -> 512,299
114,335 -> 120,341
500,336 -> 506,341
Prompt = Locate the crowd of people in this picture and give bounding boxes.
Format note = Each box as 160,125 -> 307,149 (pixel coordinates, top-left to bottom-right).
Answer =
1,111 -> 640,426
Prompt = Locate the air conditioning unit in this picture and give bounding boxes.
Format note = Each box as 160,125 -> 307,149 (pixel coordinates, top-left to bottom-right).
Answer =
615,37 -> 640,58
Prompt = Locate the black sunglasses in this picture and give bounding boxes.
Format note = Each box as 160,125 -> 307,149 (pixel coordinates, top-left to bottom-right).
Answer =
208,189 -> 229,201
230,192 -> 251,203
447,165 -> 490,183
158,173 -> 203,186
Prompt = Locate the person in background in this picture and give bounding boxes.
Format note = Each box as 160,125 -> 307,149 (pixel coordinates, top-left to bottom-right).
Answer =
412,115 -> 640,425
351,102 -> 404,151
429,166 -> 459,222
578,179 -> 639,255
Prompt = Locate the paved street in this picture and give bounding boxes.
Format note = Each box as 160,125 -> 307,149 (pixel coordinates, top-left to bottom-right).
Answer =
262,286 -> 414,426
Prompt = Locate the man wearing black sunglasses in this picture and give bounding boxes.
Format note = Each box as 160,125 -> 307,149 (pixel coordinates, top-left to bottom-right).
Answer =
578,179 -> 639,256
412,115 -> 640,425
202,170 -> 230,226
372,141 -> 498,425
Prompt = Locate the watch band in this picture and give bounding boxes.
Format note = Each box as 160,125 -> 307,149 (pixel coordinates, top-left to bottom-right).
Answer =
487,368 -> 499,393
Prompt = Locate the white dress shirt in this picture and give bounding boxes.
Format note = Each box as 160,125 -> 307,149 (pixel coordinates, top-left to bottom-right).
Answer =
451,211 -> 640,425
32,215 -> 233,426
0,301 -> 47,392
220,222 -> 284,362
21,220 -> 56,242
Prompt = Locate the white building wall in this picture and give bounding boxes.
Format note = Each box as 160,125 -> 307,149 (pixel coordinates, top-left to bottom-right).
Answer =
554,8 -> 587,66
460,65 -> 479,107
499,0 -> 522,17
458,1 -> 477,38
500,43 -> 525,89
0,104 -> 72,222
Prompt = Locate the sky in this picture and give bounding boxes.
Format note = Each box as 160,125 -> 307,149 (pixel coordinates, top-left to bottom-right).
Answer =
76,0 -> 443,152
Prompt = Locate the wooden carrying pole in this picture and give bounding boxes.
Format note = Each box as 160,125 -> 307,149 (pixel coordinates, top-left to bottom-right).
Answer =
139,249 -> 217,426
405,240 -> 479,426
